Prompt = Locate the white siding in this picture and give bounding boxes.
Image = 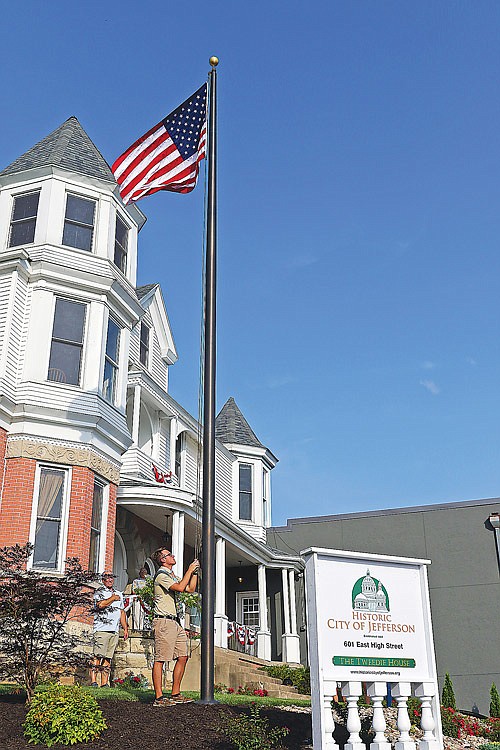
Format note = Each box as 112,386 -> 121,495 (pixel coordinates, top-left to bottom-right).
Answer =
183,433 -> 200,494
150,326 -> 168,389
215,448 -> 233,517
158,422 -> 170,469
0,274 -> 12,377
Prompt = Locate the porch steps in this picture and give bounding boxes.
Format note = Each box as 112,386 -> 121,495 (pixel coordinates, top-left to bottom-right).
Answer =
114,634 -> 310,700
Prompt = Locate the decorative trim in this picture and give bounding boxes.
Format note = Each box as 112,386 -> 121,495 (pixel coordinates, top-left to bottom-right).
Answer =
6,439 -> 120,484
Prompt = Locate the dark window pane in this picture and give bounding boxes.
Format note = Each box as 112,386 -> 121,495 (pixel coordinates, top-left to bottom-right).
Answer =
115,216 -> 128,246
91,484 -> 104,530
33,519 -> 60,569
9,220 -> 36,246
239,493 -> 252,521
89,529 -> 100,572
52,299 -> 85,343
65,195 -> 95,225
106,319 -> 120,362
48,341 -> 82,385
114,245 -> 126,272
103,359 -> 117,401
239,465 -> 252,492
62,222 -> 92,251
12,192 -> 39,221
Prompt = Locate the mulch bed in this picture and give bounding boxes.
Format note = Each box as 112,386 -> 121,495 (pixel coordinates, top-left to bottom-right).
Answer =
0,695 -> 313,750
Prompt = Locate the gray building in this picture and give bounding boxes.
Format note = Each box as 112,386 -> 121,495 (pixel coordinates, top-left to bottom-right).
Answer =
268,497 -> 500,716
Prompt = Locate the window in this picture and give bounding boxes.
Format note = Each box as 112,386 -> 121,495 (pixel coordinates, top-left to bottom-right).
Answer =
62,194 -> 96,251
47,298 -> 86,385
239,463 -> 253,521
9,190 -> 40,247
32,467 -> 68,570
139,322 -> 150,367
88,480 -> 105,573
175,433 -> 184,483
103,317 -> 120,403
237,592 -> 260,627
262,469 -> 269,526
114,215 -> 129,273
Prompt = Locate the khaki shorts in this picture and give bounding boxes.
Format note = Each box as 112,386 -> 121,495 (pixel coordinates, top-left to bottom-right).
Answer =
153,618 -> 188,662
93,631 -> 119,660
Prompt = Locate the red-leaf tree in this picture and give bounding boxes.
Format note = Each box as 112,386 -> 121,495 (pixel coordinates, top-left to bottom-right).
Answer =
0,544 -> 96,701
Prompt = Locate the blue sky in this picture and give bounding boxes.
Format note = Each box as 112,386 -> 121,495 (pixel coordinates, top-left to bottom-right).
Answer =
1,2 -> 500,525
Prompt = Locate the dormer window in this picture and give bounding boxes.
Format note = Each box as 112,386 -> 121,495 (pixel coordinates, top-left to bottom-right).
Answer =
114,215 -> 129,273
139,322 -> 150,367
9,190 -> 40,247
239,463 -> 253,521
62,194 -> 96,252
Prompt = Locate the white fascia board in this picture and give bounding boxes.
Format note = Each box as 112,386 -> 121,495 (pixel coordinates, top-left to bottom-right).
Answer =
223,442 -> 278,468
300,546 -> 431,567
140,285 -> 178,365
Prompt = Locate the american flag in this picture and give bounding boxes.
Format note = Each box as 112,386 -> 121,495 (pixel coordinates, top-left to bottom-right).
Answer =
112,83 -> 207,205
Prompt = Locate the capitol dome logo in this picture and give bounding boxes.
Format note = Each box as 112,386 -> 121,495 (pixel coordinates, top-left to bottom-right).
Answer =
351,569 -> 390,612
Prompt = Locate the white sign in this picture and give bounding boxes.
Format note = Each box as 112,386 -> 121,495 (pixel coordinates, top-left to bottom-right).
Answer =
302,547 -> 442,750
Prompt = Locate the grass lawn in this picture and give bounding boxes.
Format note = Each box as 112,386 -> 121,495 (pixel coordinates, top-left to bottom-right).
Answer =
0,682 -> 311,708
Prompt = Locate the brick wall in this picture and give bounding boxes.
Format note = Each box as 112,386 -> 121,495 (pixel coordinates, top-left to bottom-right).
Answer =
0,457 -> 37,546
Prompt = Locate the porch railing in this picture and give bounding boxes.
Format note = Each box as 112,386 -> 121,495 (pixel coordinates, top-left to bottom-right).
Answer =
226,621 -> 259,657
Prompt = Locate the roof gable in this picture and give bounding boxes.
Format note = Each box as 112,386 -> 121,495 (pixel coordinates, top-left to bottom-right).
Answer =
138,283 -> 177,365
0,116 -> 115,182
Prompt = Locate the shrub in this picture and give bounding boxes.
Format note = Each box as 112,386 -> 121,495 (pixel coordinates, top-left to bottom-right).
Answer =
481,744 -> 500,750
441,673 -> 456,710
491,684 -> 500,719
407,696 -> 422,726
260,664 -> 310,695
220,703 -> 289,750
23,683 -> 106,747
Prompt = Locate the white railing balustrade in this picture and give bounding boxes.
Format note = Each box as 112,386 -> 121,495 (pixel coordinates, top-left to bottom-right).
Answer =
337,681 -> 442,750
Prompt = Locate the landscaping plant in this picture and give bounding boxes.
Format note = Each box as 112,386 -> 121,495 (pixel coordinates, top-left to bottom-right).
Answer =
442,672 -> 456,710
260,664 -> 310,695
0,543 -> 95,702
491,683 -> 500,718
220,702 -> 289,750
23,683 -> 106,746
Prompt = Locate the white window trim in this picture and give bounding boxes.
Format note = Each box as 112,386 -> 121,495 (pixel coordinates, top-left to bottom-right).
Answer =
47,295 -> 89,388
236,590 -> 260,627
101,311 -> 121,405
91,478 -> 109,575
8,188 -> 41,248
28,463 -> 72,574
139,321 -> 151,370
238,462 -> 254,523
114,212 -> 130,276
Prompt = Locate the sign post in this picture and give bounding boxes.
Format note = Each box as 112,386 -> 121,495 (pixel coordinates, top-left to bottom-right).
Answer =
302,547 -> 443,750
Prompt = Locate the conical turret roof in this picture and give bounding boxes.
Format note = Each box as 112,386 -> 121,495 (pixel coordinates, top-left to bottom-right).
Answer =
216,397 -> 266,449
0,116 -> 115,182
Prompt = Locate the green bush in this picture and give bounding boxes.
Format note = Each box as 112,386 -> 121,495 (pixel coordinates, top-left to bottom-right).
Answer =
440,707 -> 459,738
220,703 -> 289,750
491,684 -> 500,719
442,673 -> 456,710
260,664 -> 310,695
23,683 -> 107,747
482,743 -> 500,750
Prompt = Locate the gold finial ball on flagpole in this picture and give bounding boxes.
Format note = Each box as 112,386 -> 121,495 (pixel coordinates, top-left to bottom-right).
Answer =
209,56 -> 219,67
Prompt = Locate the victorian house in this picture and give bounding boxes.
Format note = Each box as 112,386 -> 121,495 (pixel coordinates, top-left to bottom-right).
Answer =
0,117 -> 303,665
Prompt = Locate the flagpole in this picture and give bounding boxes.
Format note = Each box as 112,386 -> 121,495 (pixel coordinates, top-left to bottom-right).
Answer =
200,55 -> 218,704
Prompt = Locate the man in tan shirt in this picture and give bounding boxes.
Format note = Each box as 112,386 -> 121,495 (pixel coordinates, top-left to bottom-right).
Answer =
151,547 -> 199,706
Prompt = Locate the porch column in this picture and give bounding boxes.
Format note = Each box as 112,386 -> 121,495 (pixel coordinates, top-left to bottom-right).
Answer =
171,510 -> 185,576
256,564 -> 271,660
132,384 -> 141,444
214,536 -> 228,648
281,567 -> 300,663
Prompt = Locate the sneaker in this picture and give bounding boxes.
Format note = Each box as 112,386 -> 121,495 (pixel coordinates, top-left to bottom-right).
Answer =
90,682 -> 99,688
170,694 -> 193,703
153,696 -> 174,707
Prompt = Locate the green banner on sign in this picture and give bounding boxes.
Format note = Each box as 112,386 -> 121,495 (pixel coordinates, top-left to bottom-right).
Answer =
333,656 -> 416,668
